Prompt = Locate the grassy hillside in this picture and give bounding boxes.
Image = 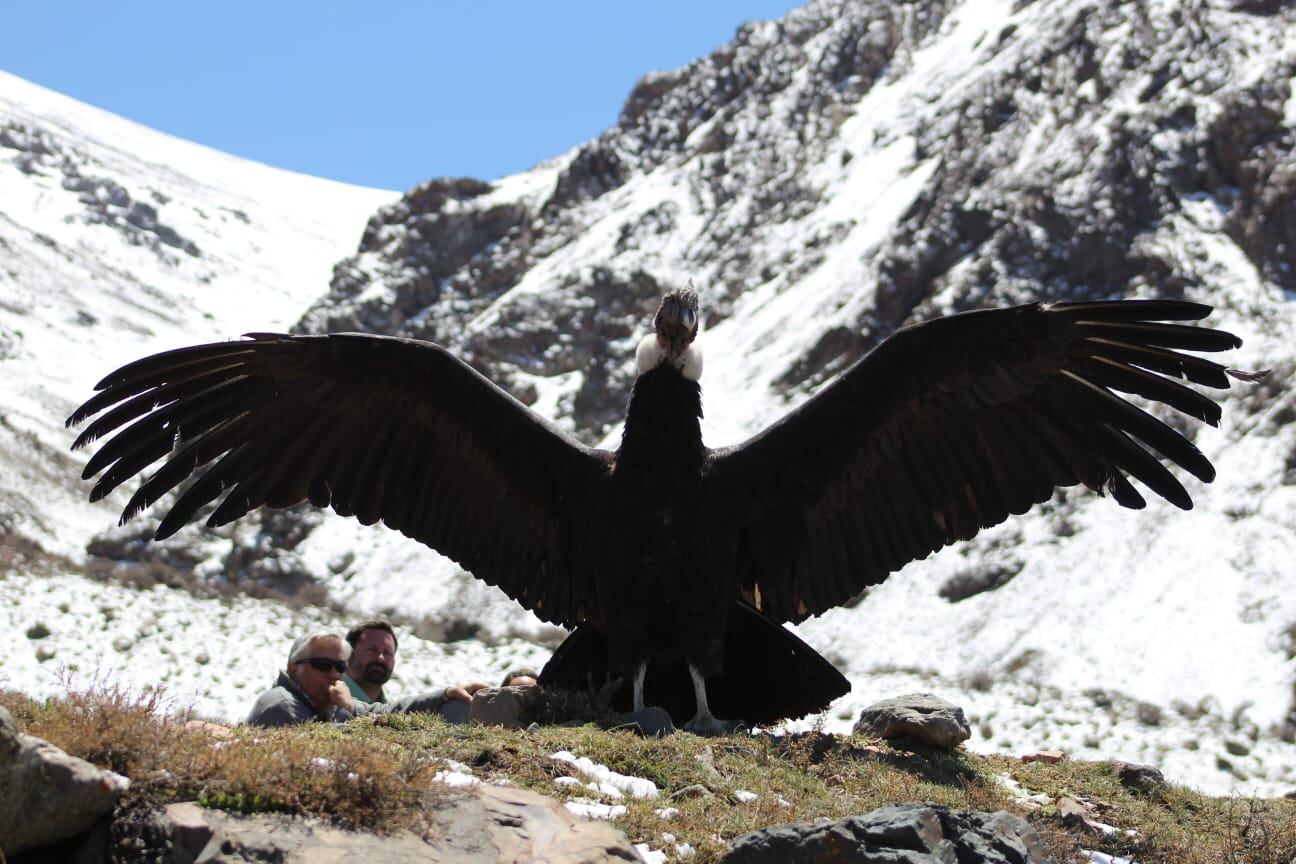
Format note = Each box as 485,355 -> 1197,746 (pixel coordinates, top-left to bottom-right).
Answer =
3,686 -> 1293,863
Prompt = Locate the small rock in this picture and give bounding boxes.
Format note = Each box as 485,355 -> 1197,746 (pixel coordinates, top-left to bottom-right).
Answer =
694,745 -> 722,778
670,784 -> 714,801
1112,760 -> 1165,792
111,636 -> 133,653
1135,702 -> 1163,726
157,802 -> 214,861
853,693 -> 971,749
35,645 -> 57,662
609,707 -> 675,738
25,622 -> 51,640
1216,755 -> 1247,780
1021,750 -> 1066,764
1224,739 -> 1251,757
1057,796 -> 1099,831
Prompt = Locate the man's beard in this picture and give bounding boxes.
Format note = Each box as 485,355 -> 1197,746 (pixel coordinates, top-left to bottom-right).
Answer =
362,662 -> 392,685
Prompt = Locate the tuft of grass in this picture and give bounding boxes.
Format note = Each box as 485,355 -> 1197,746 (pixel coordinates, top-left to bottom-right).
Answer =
2,684 -> 1294,863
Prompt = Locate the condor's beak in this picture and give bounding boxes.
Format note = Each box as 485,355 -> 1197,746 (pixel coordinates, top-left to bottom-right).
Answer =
680,306 -> 696,331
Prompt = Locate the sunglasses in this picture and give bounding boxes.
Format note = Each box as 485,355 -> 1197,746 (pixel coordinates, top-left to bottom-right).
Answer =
295,657 -> 347,673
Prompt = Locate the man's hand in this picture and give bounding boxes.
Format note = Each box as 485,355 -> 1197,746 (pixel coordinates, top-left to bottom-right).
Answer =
446,681 -> 490,702
327,680 -> 355,713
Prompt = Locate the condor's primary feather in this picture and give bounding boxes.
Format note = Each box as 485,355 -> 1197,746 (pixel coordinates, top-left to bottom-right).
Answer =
68,293 -> 1263,731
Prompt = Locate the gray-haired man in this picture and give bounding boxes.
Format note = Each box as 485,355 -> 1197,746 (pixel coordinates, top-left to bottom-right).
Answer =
246,629 -> 473,727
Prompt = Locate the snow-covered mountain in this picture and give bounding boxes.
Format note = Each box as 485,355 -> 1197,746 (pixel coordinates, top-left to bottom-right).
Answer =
3,0 -> 1295,795
0,68 -> 554,726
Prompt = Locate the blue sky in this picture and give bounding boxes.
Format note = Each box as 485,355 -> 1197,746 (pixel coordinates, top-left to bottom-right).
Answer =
2,3 -> 802,191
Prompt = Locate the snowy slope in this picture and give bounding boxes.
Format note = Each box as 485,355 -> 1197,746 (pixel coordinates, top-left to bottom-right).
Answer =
0,69 -> 537,723
4,0 -> 1296,798
0,69 -> 395,556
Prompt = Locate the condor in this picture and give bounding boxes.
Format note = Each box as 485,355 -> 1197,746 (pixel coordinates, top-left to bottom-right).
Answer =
68,291 -> 1262,733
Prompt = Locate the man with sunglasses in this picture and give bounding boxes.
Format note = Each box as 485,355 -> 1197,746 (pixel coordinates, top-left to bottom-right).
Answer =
246,629 -> 476,727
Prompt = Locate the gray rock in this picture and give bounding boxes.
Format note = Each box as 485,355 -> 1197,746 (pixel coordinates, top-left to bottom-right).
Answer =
669,783 -> 714,801
608,706 -> 676,737
719,802 -> 1056,863
853,693 -> 971,749
1112,760 -> 1166,792
149,784 -> 641,863
469,685 -> 540,728
0,704 -> 18,748
1224,738 -> 1251,757
0,706 -> 130,856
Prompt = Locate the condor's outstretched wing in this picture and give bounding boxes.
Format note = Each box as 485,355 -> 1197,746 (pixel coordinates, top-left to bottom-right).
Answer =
68,333 -> 612,628
709,300 -> 1261,624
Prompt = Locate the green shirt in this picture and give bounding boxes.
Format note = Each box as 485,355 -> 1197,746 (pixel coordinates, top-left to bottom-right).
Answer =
343,673 -> 386,704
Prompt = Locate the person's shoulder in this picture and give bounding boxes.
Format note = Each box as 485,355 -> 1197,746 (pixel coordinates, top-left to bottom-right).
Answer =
246,683 -> 310,727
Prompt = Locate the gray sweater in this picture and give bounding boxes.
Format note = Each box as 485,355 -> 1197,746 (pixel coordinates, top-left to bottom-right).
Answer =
245,671 -> 453,728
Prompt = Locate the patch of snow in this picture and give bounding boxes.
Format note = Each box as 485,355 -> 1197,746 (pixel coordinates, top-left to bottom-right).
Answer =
564,798 -> 627,820
550,750 -> 659,799
433,770 -> 480,788
634,844 -> 667,864
1083,852 -> 1137,864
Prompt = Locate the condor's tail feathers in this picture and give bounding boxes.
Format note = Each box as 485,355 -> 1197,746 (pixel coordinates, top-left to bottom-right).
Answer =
539,601 -> 849,726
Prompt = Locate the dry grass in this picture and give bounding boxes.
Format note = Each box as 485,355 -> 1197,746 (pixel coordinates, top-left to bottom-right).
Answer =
3,684 -> 1295,863
1001,757 -> 1296,864
0,685 -> 448,835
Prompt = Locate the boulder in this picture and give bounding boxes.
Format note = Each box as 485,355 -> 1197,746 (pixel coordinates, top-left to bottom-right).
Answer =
469,685 -> 541,728
719,802 -> 1056,864
852,693 -> 971,749
0,705 -> 130,856
148,783 -> 641,863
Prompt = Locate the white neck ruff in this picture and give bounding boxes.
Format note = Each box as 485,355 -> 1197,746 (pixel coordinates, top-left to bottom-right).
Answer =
636,334 -> 703,381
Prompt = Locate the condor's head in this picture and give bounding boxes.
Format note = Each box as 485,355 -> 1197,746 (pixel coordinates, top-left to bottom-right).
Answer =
636,287 -> 703,381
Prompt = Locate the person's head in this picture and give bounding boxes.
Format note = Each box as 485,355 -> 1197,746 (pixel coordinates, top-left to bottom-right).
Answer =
501,666 -> 538,688
286,631 -> 350,710
345,620 -> 398,686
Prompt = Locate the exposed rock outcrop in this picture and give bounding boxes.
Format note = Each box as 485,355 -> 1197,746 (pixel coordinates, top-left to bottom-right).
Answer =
719,802 -> 1055,863
143,785 -> 642,864
0,705 -> 129,857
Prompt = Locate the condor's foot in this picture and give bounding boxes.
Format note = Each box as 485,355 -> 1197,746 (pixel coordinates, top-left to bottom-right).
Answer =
683,663 -> 741,736
683,711 -> 739,737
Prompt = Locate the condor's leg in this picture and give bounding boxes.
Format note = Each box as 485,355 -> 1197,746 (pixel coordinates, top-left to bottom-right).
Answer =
633,661 -> 648,713
683,663 -> 730,736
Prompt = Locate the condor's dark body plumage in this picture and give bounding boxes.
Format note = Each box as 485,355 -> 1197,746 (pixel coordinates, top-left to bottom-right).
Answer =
67,298 -> 1262,727
597,366 -> 729,674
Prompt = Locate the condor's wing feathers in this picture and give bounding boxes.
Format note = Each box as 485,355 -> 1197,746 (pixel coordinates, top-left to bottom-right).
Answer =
709,300 -> 1252,624
68,332 -> 611,628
